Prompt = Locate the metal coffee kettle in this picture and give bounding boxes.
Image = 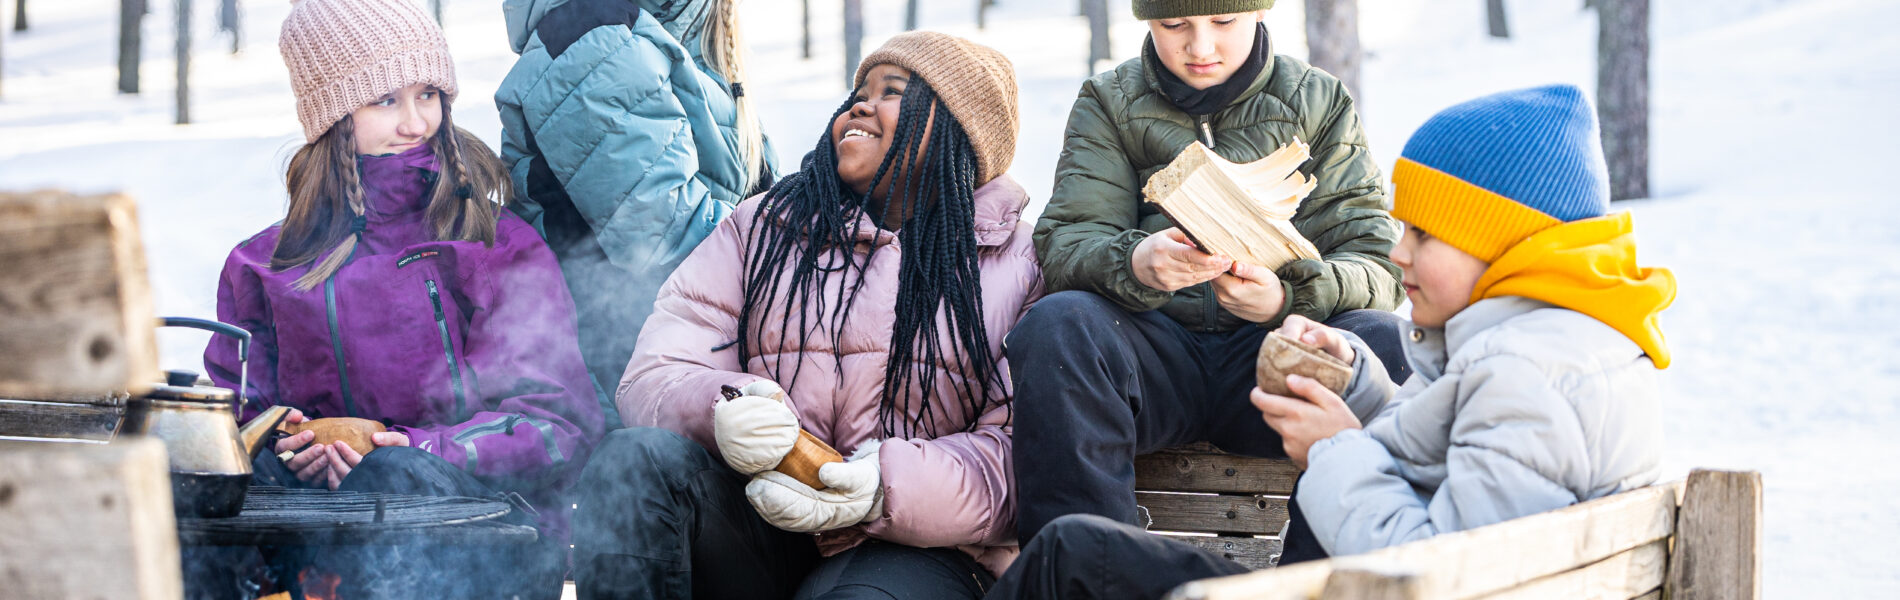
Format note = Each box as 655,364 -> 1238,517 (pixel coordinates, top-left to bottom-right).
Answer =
120,317 -> 290,518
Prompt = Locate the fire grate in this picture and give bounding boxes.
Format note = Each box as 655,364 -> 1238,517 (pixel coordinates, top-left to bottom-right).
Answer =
177,486 -> 530,547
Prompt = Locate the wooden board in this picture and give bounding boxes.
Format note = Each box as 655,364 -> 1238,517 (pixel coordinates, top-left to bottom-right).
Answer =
1665,470 -> 1762,600
1135,446 -> 1300,495
1160,534 -> 1283,570
1470,540 -> 1667,600
0,190 -> 158,399
1171,481 -> 1682,600
0,398 -> 124,441
0,438 -> 182,599
1139,492 -> 1288,536
1142,140 -> 1322,270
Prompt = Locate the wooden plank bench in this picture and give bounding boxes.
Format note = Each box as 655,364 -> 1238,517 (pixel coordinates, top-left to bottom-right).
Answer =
1152,468 -> 1763,600
1134,443 -> 1302,568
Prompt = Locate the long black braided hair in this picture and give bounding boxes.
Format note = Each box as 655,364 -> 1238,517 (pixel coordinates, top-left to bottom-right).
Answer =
734,76 -> 1004,439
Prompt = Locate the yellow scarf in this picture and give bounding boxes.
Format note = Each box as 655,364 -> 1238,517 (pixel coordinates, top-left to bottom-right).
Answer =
1469,212 -> 1677,368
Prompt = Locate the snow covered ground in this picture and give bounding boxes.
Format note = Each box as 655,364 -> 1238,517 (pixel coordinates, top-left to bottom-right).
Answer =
3,0 -> 1896,595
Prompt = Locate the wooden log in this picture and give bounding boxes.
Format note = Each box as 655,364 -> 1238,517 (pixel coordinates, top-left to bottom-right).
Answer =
1143,140 -> 1322,271
174,0 -> 190,124
1171,481 -> 1681,600
119,0 -> 144,94
1665,470 -> 1762,600
0,438 -> 182,599
1160,534 -> 1282,570
1138,492 -> 1288,535
0,398 -> 125,441
1470,540 -> 1667,600
0,191 -> 159,399
1135,446 -> 1301,495
1318,560 -> 1423,600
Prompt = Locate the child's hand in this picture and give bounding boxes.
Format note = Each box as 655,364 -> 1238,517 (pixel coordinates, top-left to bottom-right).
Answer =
1275,314 -> 1355,364
1251,375 -> 1363,470
323,432 -> 410,491
1131,228 -> 1234,292
1211,261 -> 1286,323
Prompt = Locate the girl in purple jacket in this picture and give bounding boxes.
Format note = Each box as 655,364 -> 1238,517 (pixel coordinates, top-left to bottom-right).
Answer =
200,1 -> 602,596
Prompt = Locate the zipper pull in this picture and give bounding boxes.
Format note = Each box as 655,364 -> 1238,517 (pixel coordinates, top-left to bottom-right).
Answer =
1198,115 -> 1217,149
427,280 -> 444,320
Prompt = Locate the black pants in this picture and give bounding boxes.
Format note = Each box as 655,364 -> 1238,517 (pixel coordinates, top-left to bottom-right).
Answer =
986,514 -> 1251,600
573,427 -> 995,599
1006,291 -> 1410,546
183,447 -> 565,599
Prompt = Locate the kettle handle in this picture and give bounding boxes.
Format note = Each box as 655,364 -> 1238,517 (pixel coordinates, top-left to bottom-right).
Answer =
156,317 -> 253,415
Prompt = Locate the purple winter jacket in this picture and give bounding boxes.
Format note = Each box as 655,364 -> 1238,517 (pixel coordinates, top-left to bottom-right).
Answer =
204,144 -> 604,536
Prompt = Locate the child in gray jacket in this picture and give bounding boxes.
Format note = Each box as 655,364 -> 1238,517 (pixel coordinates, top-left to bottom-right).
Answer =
988,84 -> 1678,599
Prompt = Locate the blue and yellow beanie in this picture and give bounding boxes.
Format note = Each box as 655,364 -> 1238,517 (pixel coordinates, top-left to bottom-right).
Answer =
1390,84 -> 1609,263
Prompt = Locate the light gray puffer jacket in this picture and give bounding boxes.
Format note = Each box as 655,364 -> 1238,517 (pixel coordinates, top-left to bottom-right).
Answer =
1301,296 -> 1664,556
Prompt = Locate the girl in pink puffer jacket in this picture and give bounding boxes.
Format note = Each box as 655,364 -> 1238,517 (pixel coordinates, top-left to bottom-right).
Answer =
570,32 -> 1039,599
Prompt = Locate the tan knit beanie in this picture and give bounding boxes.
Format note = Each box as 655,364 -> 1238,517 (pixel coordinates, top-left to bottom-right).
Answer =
279,0 -> 458,143
855,31 -> 1019,185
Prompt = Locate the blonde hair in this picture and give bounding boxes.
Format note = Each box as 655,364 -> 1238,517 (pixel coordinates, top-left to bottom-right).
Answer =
703,0 -> 766,194
273,103 -> 510,291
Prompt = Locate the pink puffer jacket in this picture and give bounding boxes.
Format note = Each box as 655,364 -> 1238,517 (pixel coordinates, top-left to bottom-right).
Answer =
617,175 -> 1042,575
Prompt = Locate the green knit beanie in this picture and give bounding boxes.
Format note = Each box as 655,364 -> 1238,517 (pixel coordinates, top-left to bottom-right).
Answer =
1133,0 -> 1275,20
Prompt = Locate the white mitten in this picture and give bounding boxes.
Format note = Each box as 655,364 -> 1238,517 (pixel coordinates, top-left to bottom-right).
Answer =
744,442 -> 884,533
712,380 -> 799,475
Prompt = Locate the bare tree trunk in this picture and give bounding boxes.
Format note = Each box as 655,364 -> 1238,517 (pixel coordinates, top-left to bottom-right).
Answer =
430,0 -> 442,24
1305,0 -> 1363,101
800,0 -> 811,59
905,0 -> 918,30
13,0 -> 24,31
843,0 -> 862,89
119,0 -> 143,94
1,11 -> 6,99
1597,0 -> 1648,200
1084,0 -> 1109,75
218,0 -> 238,54
1487,0 -> 1510,38
977,0 -> 990,30
175,0 -> 190,124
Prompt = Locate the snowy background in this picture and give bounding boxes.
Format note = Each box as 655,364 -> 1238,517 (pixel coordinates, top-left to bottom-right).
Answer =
2,0 -> 1895,595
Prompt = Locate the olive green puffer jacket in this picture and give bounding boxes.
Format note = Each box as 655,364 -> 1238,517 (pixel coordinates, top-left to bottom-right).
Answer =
1036,36 -> 1402,332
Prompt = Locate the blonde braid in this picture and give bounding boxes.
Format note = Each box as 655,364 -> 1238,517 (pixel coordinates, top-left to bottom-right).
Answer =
709,0 -> 765,194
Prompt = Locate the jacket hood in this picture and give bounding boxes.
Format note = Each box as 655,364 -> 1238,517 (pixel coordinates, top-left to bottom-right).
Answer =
504,0 -> 711,60
1469,211 -> 1676,368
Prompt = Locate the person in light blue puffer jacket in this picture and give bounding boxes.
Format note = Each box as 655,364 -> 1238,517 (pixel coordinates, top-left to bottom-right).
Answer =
496,0 -> 775,427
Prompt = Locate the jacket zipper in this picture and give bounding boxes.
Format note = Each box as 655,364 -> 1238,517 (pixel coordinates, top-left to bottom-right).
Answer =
452,415 -> 524,472
1197,115 -> 1217,149
428,279 -> 469,422
324,276 -> 358,417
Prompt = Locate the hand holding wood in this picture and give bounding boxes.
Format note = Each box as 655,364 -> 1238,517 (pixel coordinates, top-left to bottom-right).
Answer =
1132,227 -> 1233,292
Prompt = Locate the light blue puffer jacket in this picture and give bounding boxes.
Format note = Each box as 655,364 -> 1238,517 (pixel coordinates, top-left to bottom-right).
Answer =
495,0 -> 775,411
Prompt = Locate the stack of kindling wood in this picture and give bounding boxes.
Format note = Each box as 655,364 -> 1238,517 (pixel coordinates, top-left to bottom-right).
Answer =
1142,139 -> 1322,270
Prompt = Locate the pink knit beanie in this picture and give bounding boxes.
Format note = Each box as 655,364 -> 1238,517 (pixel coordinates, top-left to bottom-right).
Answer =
279,0 -> 458,143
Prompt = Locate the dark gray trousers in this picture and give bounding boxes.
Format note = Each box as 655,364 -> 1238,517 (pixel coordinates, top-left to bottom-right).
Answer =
1006,291 -> 1410,548
573,427 -> 995,600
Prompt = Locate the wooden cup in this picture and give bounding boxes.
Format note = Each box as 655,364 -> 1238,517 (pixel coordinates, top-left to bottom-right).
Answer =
280,417 -> 386,456
1255,331 -> 1353,398
777,429 -> 845,491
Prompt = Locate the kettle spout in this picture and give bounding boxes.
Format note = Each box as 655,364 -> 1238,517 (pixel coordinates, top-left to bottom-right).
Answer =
239,406 -> 293,458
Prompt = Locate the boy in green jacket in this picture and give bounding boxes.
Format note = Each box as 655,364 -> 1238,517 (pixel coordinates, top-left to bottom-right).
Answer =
1009,0 -> 1408,546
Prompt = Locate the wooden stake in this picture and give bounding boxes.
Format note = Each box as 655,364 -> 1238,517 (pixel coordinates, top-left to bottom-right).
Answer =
1666,469 -> 1763,600
0,439 -> 182,599
0,191 -> 160,399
